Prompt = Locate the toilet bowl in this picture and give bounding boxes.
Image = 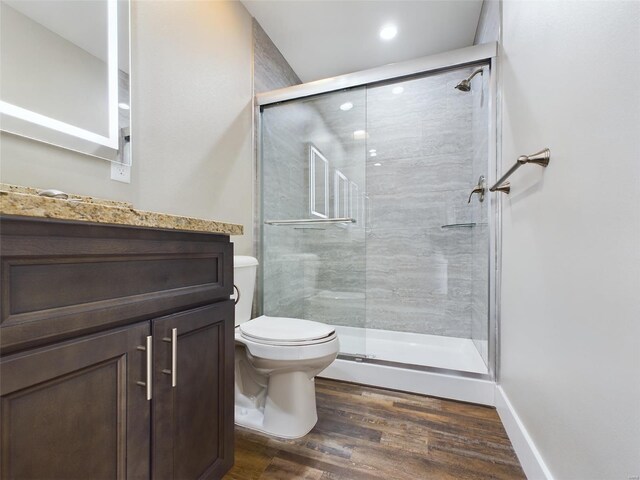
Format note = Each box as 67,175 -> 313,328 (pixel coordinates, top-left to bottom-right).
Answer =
233,256 -> 339,439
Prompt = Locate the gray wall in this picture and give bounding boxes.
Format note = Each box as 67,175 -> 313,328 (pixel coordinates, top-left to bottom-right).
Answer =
474,0 -> 500,45
1,0 -> 254,254
253,20 -> 300,94
500,1 -> 640,478
252,18 -> 301,316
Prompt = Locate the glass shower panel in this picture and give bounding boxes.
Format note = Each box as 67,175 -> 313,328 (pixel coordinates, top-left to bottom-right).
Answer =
364,66 -> 490,373
261,88 -> 367,356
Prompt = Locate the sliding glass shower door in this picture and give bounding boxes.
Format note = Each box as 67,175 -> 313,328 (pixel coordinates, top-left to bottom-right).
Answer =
363,66 -> 490,373
260,63 -> 492,375
261,87 -> 367,356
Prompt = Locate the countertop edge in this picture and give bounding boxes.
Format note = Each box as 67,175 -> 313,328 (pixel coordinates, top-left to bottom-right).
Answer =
0,191 -> 244,236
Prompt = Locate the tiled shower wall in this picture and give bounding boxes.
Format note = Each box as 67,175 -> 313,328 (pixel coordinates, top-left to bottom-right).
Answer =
364,67 -> 485,338
261,92 -> 366,324
252,19 -> 301,317
297,92 -> 366,328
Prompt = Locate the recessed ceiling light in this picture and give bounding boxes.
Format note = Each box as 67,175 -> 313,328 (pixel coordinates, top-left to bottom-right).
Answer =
374,163 -> 382,167
370,152 -> 377,157
353,130 -> 368,140
392,86 -> 404,95
118,102 -> 130,110
340,102 -> 353,111
379,24 -> 397,41
369,149 -> 377,153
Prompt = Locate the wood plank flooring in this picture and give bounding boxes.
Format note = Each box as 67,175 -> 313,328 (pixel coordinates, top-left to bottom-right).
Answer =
224,379 -> 525,480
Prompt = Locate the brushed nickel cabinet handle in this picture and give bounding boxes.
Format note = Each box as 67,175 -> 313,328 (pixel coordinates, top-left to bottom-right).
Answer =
162,328 -> 178,387
136,335 -> 153,400
171,328 -> 177,387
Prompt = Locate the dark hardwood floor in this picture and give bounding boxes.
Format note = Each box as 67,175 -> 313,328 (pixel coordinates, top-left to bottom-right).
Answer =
224,379 -> 525,480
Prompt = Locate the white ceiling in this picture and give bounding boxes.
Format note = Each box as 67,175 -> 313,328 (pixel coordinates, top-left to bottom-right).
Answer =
243,0 -> 484,83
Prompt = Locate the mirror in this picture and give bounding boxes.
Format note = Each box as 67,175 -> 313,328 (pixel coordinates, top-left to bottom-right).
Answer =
0,0 -> 131,164
334,170 -> 349,218
309,145 -> 329,218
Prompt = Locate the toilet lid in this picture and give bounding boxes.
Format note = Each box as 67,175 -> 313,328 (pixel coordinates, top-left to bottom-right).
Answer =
240,315 -> 335,344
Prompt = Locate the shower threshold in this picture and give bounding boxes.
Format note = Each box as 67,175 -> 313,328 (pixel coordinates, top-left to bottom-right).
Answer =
333,325 -> 488,375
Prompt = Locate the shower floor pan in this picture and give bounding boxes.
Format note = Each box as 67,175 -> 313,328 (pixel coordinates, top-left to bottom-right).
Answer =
333,325 -> 488,375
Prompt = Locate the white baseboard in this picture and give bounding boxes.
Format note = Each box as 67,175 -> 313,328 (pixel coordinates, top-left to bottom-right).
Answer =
495,386 -> 554,480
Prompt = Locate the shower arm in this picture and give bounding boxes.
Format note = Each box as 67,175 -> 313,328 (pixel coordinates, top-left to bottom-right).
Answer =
467,68 -> 484,82
489,148 -> 551,194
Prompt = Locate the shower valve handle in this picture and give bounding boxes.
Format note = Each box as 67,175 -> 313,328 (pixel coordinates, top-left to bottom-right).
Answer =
468,176 -> 486,204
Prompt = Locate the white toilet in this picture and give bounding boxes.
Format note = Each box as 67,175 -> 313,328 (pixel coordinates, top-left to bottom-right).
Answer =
233,256 -> 339,439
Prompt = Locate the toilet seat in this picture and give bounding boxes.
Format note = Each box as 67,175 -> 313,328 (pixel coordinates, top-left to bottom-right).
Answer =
235,316 -> 339,362
240,315 -> 336,346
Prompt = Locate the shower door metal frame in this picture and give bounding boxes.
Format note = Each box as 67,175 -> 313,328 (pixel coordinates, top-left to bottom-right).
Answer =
487,54 -> 500,382
256,42 -> 497,107
256,41 -> 500,383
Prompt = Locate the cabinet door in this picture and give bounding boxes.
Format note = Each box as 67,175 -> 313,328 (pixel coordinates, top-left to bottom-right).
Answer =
152,302 -> 234,480
0,322 -> 151,480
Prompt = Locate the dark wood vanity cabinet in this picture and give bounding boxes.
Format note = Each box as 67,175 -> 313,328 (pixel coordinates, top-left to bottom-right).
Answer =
1,322 -> 152,479
152,303 -> 234,480
0,217 -> 235,480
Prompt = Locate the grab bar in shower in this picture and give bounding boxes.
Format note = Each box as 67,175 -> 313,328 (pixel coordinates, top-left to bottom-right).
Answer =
490,148 -> 551,195
264,217 -> 356,226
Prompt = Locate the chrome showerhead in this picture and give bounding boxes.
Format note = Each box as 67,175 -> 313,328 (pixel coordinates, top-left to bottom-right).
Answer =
455,79 -> 471,92
454,68 -> 484,92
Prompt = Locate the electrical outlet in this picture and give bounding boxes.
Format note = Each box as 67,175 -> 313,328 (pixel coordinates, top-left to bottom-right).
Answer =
110,162 -> 131,183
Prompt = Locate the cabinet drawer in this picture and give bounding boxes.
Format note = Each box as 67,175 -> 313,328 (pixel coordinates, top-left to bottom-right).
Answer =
0,217 -> 233,353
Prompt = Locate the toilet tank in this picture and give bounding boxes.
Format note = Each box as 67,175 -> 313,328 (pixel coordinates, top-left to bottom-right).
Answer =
233,256 -> 258,326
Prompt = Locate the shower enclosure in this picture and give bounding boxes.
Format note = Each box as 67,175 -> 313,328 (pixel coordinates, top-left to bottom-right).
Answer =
257,44 -> 498,397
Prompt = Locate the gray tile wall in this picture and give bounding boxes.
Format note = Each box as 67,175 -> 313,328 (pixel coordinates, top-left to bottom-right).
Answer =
364,68 -> 482,338
474,0 -> 500,45
261,92 -> 367,326
298,91 -> 367,328
252,19 -> 301,316
253,20 -> 301,94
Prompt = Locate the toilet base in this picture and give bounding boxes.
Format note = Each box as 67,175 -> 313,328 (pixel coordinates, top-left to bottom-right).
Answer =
235,371 -> 318,439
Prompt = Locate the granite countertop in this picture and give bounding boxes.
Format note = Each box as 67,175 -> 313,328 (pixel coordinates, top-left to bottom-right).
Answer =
0,184 -> 243,236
